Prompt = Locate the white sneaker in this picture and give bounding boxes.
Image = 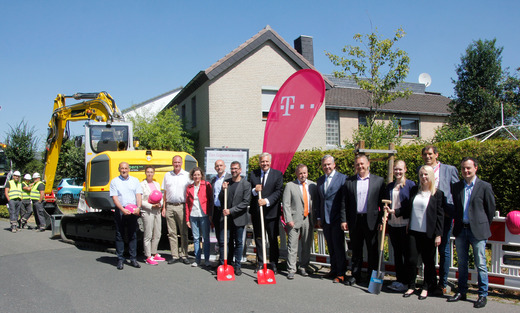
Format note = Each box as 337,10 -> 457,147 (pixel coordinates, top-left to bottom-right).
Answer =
191,262 -> 198,267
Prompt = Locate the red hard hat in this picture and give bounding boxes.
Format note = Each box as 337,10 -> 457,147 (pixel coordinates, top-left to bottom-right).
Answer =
148,190 -> 163,204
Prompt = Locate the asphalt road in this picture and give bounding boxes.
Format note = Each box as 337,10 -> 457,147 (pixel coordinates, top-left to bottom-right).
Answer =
0,219 -> 517,313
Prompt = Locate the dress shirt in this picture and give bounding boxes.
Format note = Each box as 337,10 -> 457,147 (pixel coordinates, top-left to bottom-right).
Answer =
109,175 -> 143,207
433,163 -> 440,189
162,170 -> 190,203
463,176 -> 477,224
213,173 -> 226,207
324,170 -> 336,194
356,174 -> 370,214
253,169 -> 271,207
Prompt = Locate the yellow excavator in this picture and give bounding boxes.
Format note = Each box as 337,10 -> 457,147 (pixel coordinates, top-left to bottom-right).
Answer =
43,92 -> 197,244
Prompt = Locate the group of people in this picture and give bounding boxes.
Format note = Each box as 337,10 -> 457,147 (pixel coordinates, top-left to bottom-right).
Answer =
5,171 -> 47,232
109,147 -> 495,309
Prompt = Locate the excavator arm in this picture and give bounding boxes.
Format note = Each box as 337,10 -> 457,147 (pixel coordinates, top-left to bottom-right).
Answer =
44,92 -> 124,196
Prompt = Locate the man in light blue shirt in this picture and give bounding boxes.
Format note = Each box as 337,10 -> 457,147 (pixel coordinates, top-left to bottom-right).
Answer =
110,162 -> 143,270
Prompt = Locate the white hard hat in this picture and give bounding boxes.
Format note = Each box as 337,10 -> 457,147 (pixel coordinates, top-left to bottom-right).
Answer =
32,172 -> 41,179
24,174 -> 32,180
13,171 -> 21,176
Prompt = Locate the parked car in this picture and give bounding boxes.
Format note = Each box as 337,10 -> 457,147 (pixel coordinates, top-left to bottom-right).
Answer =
56,178 -> 84,204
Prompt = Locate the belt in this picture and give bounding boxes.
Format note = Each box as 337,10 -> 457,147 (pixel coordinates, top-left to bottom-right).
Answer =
462,223 -> 471,229
167,202 -> 185,206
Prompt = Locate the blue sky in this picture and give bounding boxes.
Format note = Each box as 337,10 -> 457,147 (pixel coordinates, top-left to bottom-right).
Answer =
1,0 -> 519,146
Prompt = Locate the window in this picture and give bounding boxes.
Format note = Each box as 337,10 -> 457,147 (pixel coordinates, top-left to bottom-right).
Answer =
395,118 -> 419,137
191,96 -> 196,128
261,88 -> 278,120
326,110 -> 340,146
181,104 -> 186,121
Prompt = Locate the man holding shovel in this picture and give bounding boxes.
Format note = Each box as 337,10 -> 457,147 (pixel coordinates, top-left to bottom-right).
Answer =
219,161 -> 251,276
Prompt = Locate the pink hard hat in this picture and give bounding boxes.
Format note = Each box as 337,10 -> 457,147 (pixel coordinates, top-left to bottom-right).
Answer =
506,211 -> 520,235
125,204 -> 138,213
148,190 -> 162,204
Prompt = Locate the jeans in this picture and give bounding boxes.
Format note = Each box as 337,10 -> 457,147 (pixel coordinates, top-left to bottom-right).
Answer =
219,218 -> 245,268
455,227 -> 488,297
190,215 -> 210,264
438,217 -> 453,287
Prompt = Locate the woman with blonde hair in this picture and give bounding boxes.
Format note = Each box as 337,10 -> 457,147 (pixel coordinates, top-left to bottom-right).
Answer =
401,165 -> 444,300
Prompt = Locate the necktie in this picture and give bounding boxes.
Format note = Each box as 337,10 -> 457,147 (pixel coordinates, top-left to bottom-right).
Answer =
261,171 -> 266,186
302,182 -> 309,217
324,175 -> 330,194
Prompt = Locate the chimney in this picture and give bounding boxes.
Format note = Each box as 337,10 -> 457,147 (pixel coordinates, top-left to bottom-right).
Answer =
294,35 -> 314,65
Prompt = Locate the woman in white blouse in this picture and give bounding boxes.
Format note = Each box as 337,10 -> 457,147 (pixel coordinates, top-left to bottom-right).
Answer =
141,166 -> 165,266
401,165 -> 444,300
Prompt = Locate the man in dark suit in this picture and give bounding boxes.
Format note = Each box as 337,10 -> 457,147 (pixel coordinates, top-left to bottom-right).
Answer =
342,154 -> 385,285
315,155 -> 347,283
220,161 -> 251,276
249,152 -> 284,274
211,159 -> 231,254
448,157 -> 496,309
282,163 -> 318,279
421,145 -> 459,293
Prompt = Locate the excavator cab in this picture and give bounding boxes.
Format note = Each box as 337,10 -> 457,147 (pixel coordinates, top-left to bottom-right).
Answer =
84,121 -> 134,164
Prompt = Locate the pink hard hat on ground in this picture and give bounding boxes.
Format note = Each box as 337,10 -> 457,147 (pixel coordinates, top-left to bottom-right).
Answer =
506,211 -> 520,235
125,204 -> 138,213
148,190 -> 162,204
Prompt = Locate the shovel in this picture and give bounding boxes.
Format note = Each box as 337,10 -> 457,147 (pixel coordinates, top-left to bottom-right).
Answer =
368,199 -> 391,294
257,191 -> 276,285
217,188 -> 235,281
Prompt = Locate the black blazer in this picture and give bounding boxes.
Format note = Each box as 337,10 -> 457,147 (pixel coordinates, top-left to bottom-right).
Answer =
218,178 -> 251,227
399,186 -> 444,239
249,168 -> 284,220
341,174 -> 386,231
384,179 -> 416,220
451,178 -> 496,240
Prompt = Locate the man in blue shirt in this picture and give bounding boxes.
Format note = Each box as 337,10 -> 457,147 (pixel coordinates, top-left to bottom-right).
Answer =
110,162 -> 143,270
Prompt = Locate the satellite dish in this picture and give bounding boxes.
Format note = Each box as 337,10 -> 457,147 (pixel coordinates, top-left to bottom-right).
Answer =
418,73 -> 432,87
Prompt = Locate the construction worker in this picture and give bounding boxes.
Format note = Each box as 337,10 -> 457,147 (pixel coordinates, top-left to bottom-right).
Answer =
5,171 -> 23,232
19,174 -> 34,229
30,172 -> 46,231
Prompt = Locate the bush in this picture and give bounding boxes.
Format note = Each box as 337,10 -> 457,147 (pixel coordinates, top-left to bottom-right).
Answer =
249,139 -> 520,216
0,205 -> 9,219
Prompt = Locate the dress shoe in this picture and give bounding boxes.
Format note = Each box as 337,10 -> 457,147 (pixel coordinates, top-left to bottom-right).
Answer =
403,290 -> 414,298
418,291 -> 428,300
235,267 -> 242,276
271,264 -> 278,275
168,258 -> 178,264
344,276 -> 356,286
474,296 -> 487,308
117,260 -> 124,270
324,271 -> 336,279
287,272 -> 295,280
299,268 -> 308,277
447,293 -> 467,302
333,276 -> 345,283
130,260 -> 141,268
182,258 -> 190,264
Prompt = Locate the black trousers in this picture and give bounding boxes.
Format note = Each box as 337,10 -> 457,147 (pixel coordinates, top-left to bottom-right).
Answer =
251,213 -> 279,265
406,230 -> 437,291
388,225 -> 409,283
349,214 -> 378,280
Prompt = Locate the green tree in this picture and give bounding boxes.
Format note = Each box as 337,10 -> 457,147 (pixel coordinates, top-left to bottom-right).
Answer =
433,123 -> 473,142
54,139 -> 85,186
326,28 -> 412,147
129,108 -> 194,153
449,39 -> 520,136
4,120 -> 42,173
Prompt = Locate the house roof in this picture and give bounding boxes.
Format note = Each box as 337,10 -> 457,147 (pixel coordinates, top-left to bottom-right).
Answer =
164,25 -> 333,110
325,87 -> 451,116
123,87 -> 183,113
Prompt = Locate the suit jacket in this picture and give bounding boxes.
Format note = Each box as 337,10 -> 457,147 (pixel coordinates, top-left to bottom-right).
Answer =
218,178 -> 251,227
315,171 -> 347,225
418,163 -> 458,217
451,177 -> 496,240
211,173 -> 232,204
282,179 -> 318,229
399,186 -> 444,239
249,168 -> 284,220
384,179 -> 416,220
342,174 -> 386,231
185,180 -> 214,221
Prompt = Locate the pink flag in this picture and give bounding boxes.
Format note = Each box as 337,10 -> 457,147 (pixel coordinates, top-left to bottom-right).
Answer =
263,69 -> 326,173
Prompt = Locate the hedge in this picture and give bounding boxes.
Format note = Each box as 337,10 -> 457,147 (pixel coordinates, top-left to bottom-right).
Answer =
248,140 -> 520,216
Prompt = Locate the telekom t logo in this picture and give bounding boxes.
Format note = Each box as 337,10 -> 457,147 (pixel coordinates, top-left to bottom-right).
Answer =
280,96 -> 316,116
